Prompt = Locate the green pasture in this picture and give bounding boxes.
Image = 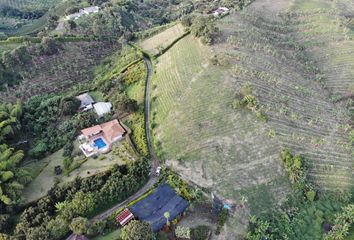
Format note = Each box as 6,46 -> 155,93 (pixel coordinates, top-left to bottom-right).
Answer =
93,229 -> 120,240
151,35 -> 291,220
21,139 -> 135,204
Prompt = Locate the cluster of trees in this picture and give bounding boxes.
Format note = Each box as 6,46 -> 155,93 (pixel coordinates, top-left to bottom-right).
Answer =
127,111 -> 148,156
181,15 -> 218,45
161,168 -> 202,202
0,101 -> 22,143
325,204 -> 354,240
64,0 -> 195,39
0,37 -> 61,89
22,93 -> 98,159
120,220 -> 152,240
0,101 -> 32,231
280,149 -> 316,202
231,83 -> 268,121
0,6 -> 45,20
1,158 -> 149,239
246,193 -> 353,240
0,145 -> 31,206
246,149 -> 354,240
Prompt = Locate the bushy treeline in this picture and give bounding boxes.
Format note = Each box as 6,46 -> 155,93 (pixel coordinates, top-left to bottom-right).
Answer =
0,37 -> 63,89
280,149 -> 316,201
182,15 -> 218,45
0,158 -> 149,239
0,101 -> 32,222
22,93 -> 99,159
0,6 -> 46,20
246,149 -> 354,240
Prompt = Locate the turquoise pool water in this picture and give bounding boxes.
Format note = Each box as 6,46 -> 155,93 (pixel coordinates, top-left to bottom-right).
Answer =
94,138 -> 107,149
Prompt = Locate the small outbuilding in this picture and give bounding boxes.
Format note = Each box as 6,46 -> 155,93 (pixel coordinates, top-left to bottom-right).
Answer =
73,235 -> 89,240
76,93 -> 95,111
213,7 -> 230,17
94,102 -> 112,118
129,184 -> 189,232
116,208 -> 135,226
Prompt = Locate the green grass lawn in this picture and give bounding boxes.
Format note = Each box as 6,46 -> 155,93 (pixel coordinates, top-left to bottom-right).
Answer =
92,229 -> 120,240
126,80 -> 145,105
0,43 -> 20,53
21,139 -> 136,204
90,90 -> 106,102
21,149 -> 64,203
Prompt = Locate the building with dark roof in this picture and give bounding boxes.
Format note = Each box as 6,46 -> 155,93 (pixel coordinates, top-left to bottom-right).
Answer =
129,184 -> 189,232
76,93 -> 95,111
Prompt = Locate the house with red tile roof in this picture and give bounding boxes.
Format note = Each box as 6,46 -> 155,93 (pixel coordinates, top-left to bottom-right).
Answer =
79,119 -> 126,157
116,208 -> 134,226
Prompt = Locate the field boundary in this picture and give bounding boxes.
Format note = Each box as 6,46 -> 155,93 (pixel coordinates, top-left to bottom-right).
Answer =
0,36 -> 101,45
130,30 -> 191,58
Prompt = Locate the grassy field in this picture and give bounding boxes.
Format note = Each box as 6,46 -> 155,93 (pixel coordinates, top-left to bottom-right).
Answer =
151,34 -> 291,220
139,23 -> 186,56
0,43 -> 20,53
151,0 -> 354,237
21,139 -> 136,204
93,229 -> 120,240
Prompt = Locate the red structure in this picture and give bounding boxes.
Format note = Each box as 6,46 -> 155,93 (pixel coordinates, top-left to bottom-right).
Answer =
116,208 -> 134,226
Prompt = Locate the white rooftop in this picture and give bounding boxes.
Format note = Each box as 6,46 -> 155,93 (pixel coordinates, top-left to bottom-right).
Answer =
94,102 -> 112,118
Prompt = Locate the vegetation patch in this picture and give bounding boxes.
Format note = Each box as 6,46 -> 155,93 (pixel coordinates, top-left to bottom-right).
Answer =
139,23 -> 187,56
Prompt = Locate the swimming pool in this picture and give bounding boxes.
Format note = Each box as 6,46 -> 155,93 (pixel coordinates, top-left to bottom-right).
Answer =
94,138 -> 107,149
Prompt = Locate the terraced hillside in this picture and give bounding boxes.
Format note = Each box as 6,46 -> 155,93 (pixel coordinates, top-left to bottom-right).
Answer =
151,0 -> 354,234
0,41 -> 120,102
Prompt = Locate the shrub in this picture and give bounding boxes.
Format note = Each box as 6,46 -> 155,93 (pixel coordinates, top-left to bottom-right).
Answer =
63,142 -> 74,157
190,16 -> 218,45
54,166 -> 62,175
121,220 -> 152,240
175,226 -> 191,239
60,97 -> 80,116
29,141 -> 48,159
70,217 -> 89,235
63,157 -> 73,171
191,226 -> 209,240
215,208 -> 229,235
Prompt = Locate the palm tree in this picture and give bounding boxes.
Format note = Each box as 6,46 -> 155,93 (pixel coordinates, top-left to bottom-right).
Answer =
0,144 -> 27,205
164,212 -> 170,227
0,101 -> 22,143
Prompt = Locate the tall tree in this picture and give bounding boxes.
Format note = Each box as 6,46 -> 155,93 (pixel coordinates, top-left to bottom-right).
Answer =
0,144 -> 29,205
0,101 -> 22,143
121,220 -> 152,240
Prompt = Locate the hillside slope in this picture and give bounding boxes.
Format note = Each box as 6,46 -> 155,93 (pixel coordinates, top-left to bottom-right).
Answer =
151,0 -> 353,237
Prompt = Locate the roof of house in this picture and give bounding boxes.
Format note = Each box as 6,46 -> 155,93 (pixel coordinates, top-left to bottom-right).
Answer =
116,208 -> 134,226
129,184 -> 189,232
73,235 -> 89,240
100,119 -> 125,142
82,6 -> 100,13
76,93 -> 95,109
94,102 -> 112,117
81,119 -> 125,143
